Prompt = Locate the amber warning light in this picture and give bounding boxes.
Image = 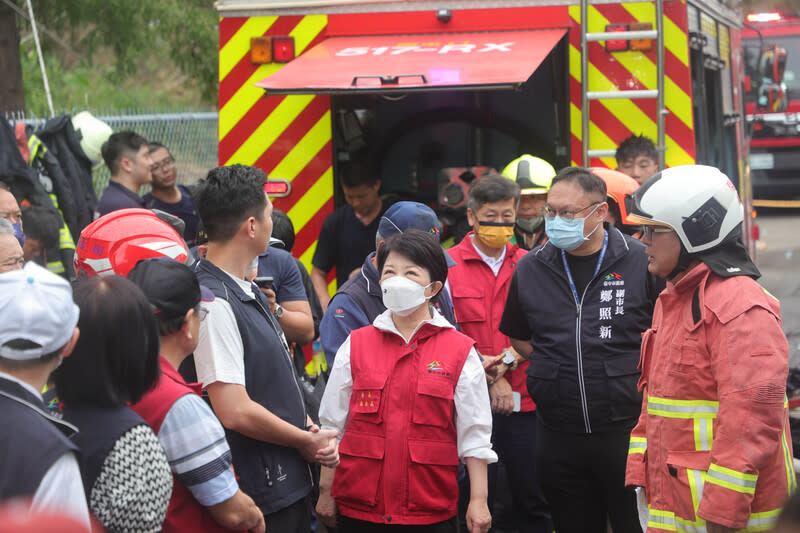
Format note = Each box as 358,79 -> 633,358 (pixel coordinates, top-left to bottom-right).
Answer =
265,180 -> 291,198
746,12 -> 782,23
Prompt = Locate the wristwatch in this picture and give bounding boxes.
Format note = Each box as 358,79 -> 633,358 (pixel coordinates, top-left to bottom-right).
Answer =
273,304 -> 284,319
501,349 -> 517,369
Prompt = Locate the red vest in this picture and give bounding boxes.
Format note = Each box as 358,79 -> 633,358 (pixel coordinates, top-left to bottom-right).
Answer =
131,357 -> 238,533
447,235 -> 534,411
332,322 -> 474,525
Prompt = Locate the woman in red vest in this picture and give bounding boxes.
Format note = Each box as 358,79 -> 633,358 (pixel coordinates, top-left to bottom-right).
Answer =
316,229 -> 495,533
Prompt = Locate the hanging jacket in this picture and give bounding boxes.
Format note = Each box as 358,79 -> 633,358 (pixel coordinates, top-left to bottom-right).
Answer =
35,115 -> 97,233
25,132 -> 77,278
331,320 -> 474,525
447,234 -> 534,412
625,262 -> 795,532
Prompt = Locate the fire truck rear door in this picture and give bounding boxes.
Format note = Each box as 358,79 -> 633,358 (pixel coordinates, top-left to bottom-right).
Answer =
256,29 -> 567,94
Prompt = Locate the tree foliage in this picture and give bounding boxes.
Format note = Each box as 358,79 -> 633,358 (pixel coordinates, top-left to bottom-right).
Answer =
29,0 -> 218,102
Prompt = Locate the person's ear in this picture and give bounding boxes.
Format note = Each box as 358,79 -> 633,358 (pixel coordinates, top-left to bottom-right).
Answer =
373,180 -> 381,192
596,201 -> 609,220
243,216 -> 257,239
181,309 -> 195,340
466,207 -> 476,227
59,328 -> 80,360
427,280 -> 443,299
119,156 -> 134,174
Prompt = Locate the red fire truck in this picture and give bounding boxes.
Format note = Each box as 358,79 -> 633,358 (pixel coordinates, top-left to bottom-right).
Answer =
216,0 -> 755,292
743,12 -> 800,200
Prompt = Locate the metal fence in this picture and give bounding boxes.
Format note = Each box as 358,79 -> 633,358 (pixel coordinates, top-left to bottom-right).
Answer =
9,109 -> 218,197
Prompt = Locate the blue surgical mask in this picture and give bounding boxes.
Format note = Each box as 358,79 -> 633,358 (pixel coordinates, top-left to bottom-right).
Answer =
12,222 -> 25,247
544,205 -> 601,251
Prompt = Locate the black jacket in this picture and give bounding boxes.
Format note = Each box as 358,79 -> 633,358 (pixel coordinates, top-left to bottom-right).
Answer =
503,225 -> 659,434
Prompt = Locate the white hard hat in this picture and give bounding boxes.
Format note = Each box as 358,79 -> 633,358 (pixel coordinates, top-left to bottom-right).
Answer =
626,165 -> 743,253
71,111 -> 113,164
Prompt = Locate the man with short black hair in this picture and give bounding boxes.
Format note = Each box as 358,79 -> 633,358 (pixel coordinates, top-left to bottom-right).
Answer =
96,131 -> 152,217
311,162 -> 389,310
192,164 -> 338,532
128,259 -> 265,533
501,167 -> 659,533
0,262 -> 90,529
615,134 -> 658,185
143,143 -> 201,245
0,182 -> 25,247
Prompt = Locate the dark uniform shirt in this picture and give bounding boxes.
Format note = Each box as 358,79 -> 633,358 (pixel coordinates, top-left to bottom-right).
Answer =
95,181 -> 145,218
311,200 -> 389,288
143,185 -> 201,245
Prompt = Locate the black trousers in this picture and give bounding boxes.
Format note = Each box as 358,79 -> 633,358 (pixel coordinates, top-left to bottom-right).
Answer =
265,494 -> 313,532
489,411 -> 552,533
337,515 -> 457,532
535,419 -> 642,533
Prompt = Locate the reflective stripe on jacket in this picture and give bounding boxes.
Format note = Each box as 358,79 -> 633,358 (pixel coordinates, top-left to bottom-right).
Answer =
625,262 -> 794,532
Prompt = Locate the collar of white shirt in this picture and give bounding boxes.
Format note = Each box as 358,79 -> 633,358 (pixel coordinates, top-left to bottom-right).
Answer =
470,235 -> 506,276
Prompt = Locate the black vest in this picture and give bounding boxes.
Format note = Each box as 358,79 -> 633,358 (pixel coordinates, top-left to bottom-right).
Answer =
59,404 -> 145,498
337,253 -> 459,326
195,259 -> 312,514
0,376 -> 78,499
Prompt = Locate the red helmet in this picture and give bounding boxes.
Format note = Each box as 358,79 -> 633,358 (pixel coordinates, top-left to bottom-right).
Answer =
74,208 -> 190,277
589,167 -> 640,225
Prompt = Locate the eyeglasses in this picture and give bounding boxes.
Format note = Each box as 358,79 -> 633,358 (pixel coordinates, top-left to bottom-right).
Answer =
196,306 -> 209,321
541,201 -> 600,220
0,211 -> 23,223
641,226 -> 674,240
150,157 -> 175,174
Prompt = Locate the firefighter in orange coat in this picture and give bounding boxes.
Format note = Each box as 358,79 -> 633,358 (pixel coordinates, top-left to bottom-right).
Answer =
625,165 -> 795,533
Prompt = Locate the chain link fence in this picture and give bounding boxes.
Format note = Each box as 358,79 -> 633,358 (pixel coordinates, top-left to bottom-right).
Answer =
9,109 -> 218,197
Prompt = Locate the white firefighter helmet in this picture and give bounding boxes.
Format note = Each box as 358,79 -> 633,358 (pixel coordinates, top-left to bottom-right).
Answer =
626,165 -> 743,253
71,111 -> 113,164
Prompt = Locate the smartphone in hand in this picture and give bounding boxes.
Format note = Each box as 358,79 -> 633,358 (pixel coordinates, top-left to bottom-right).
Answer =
254,276 -> 274,290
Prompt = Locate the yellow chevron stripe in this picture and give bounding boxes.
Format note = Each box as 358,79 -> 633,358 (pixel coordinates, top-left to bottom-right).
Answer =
292,15 -> 327,57
569,102 -> 622,168
574,5 -> 693,130
291,167 -> 333,277
568,11 -> 694,165
620,2 -> 688,68
219,15 -> 327,141
270,110 -> 331,180
220,64 -> 282,141
288,167 -> 333,232
225,95 -> 314,166
219,16 -> 277,81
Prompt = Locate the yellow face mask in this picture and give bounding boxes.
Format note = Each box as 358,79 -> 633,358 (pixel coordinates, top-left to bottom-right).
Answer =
476,221 -> 515,249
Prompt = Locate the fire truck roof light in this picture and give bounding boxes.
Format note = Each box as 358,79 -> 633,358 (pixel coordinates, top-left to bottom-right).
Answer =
746,12 -> 782,23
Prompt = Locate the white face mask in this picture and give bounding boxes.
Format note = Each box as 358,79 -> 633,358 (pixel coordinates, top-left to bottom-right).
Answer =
380,276 -> 433,317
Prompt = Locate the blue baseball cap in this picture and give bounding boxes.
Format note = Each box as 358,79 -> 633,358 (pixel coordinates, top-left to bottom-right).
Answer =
378,201 -> 456,267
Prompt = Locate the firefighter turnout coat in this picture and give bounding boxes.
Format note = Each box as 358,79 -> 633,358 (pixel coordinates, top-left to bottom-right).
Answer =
625,262 -> 795,532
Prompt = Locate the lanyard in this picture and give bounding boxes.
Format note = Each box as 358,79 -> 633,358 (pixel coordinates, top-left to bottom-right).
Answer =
561,230 -> 608,305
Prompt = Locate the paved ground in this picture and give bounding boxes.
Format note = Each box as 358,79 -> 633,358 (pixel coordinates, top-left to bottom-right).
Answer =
754,213 -> 800,367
